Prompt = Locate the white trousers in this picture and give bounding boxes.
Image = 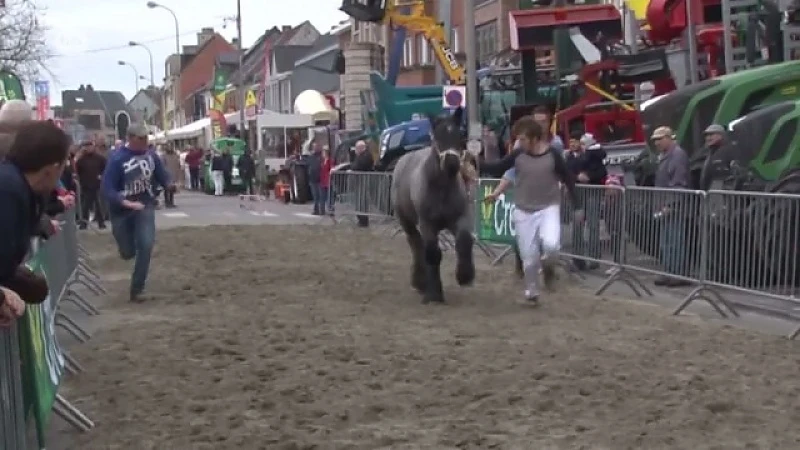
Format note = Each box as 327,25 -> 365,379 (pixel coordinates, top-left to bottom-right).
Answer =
514,205 -> 561,296
212,170 -> 224,195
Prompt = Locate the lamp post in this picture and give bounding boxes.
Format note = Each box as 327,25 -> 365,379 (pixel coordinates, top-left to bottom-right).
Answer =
129,41 -> 156,87
464,0 -> 480,150
118,60 -> 140,92
224,1 -> 246,140
236,0 -> 245,139
146,1 -> 180,129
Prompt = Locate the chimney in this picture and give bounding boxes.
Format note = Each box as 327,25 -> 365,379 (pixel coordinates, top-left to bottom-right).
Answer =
282,25 -> 291,32
78,84 -> 85,91
86,84 -> 94,91
232,38 -> 239,47
197,27 -> 215,46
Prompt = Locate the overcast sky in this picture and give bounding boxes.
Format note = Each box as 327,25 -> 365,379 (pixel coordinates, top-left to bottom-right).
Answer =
38,0 -> 347,106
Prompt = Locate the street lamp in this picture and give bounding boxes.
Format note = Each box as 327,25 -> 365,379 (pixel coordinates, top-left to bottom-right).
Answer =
129,41 -> 155,88
118,60 -> 140,92
147,1 -> 180,130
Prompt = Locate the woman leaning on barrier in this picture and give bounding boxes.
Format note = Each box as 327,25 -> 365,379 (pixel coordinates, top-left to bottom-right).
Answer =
0,120 -> 71,326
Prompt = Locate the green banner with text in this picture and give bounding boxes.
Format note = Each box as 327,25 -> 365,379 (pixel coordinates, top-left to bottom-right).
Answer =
19,251 -> 65,447
475,178 -> 517,245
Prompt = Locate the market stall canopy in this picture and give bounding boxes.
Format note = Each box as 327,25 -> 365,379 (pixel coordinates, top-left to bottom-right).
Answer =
293,89 -> 337,123
165,112 -> 241,140
256,109 -> 313,129
166,117 -> 209,140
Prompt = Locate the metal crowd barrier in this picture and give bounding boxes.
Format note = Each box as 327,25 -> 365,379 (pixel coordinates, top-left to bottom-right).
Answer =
329,170 -> 800,339
0,208 -> 103,449
328,170 -> 498,257
328,169 -> 393,223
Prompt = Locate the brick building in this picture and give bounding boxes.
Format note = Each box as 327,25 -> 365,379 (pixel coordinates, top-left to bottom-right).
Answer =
395,0 -> 514,86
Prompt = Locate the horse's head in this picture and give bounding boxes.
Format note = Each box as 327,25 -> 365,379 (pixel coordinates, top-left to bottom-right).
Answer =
428,107 -> 466,178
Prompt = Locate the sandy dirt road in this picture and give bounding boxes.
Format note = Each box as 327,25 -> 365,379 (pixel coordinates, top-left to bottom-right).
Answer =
59,225 -> 800,450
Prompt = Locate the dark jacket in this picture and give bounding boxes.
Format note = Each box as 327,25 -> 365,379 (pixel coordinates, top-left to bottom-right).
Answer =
75,152 -> 107,190
61,160 -> 77,192
211,154 -> 224,171
566,146 -> 608,185
655,144 -> 690,189
221,154 -> 234,173
0,162 -> 43,287
236,152 -> 256,178
351,150 -> 374,171
307,152 -> 323,183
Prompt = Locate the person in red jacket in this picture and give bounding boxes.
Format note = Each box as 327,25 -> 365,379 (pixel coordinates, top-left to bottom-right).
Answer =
185,147 -> 204,191
320,146 -> 334,214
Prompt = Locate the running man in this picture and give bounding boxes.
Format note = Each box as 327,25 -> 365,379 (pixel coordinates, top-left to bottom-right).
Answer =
102,124 -> 172,303
483,117 -> 582,304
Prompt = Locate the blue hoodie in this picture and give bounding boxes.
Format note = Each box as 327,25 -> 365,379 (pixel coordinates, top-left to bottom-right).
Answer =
102,145 -> 170,215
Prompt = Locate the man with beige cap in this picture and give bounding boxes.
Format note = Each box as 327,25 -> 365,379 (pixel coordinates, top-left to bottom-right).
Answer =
651,125 -> 691,287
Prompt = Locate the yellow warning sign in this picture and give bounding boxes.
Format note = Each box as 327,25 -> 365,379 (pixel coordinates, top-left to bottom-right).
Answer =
245,90 -> 258,118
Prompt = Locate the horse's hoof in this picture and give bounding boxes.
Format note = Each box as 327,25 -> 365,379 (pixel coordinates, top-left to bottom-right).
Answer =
424,293 -> 445,304
456,263 -> 475,286
411,276 -> 426,293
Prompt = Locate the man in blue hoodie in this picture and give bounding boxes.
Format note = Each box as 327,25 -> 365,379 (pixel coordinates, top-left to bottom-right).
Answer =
102,123 -> 171,302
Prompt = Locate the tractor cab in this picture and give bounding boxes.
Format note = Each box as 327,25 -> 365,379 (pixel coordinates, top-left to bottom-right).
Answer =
340,0 -> 387,22
610,50 -> 672,85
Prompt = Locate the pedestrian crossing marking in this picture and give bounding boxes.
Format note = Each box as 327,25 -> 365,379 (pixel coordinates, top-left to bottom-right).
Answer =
162,212 -> 189,218
248,211 -> 278,217
294,212 -> 319,219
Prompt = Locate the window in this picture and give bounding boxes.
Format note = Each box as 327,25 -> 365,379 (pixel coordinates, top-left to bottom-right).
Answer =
764,119 -> 797,163
475,20 -> 498,65
418,34 -> 431,65
403,37 -> 414,67
280,80 -> 291,112
451,28 -> 460,54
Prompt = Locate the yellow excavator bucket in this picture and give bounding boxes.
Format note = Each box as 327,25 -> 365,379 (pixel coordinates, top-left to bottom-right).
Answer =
625,0 -> 649,20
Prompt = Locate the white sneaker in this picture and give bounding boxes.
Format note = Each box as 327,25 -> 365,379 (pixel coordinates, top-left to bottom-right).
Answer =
517,290 -> 540,306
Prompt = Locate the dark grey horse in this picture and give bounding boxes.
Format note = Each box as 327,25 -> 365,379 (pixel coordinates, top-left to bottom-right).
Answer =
391,107 -> 475,303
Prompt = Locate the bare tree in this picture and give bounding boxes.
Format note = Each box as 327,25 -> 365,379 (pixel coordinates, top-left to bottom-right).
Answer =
0,0 -> 51,81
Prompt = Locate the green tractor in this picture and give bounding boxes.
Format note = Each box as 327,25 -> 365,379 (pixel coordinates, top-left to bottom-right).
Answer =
632,61 -> 800,186
626,63 -> 800,288
696,101 -> 800,287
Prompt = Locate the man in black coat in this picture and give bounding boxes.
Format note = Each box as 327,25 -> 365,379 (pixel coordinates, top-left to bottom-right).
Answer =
350,140 -> 374,227
221,145 -> 234,193
236,149 -> 257,195
75,142 -> 107,229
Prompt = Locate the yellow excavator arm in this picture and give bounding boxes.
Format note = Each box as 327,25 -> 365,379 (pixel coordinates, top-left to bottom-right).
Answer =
340,0 -> 466,85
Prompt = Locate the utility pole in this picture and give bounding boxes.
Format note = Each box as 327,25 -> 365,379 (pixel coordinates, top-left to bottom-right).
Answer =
463,0 -> 481,151
236,0 -> 246,141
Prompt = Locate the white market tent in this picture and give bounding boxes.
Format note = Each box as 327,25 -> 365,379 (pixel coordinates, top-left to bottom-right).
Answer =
165,110 -> 313,146
256,109 -> 313,129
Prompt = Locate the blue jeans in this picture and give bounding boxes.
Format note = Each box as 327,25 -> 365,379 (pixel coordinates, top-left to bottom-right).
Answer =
321,186 -> 331,212
111,207 -> 156,295
659,218 -> 686,276
309,182 -> 324,214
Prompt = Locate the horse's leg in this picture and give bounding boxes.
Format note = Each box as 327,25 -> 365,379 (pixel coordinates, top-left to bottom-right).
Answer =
420,223 -> 445,303
399,217 -> 426,293
451,218 -> 475,286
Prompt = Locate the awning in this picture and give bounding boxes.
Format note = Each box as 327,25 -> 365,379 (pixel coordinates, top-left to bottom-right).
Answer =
256,109 -> 313,129
165,117 -> 210,140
